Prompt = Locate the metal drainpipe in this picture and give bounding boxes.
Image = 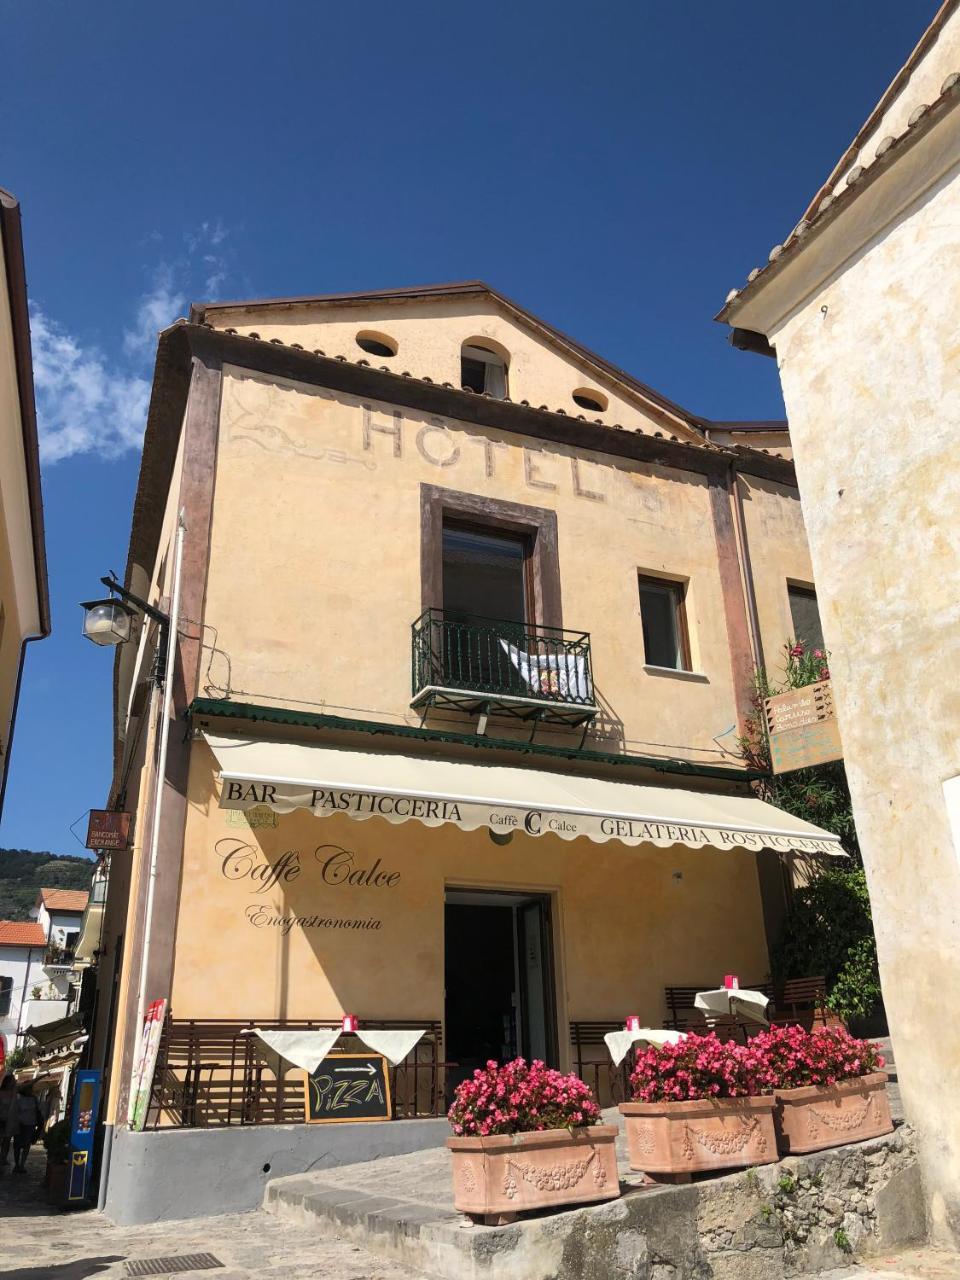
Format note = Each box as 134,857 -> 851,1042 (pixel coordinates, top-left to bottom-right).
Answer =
135,510 -> 186,1027
727,461 -> 764,674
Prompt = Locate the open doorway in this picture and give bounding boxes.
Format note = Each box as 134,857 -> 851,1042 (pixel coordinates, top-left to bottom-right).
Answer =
444,888 -> 558,1089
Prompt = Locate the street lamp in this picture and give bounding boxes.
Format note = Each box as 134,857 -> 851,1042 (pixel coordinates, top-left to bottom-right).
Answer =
79,574 -> 170,687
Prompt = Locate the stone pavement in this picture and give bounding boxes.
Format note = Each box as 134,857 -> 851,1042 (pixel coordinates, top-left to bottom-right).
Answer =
0,1146 -> 419,1280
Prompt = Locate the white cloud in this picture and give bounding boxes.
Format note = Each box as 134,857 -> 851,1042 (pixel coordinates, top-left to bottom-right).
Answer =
122,265 -> 186,359
31,308 -> 152,464
33,221 -> 234,464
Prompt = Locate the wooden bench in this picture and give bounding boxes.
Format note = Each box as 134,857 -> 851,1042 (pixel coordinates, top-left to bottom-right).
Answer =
569,1021 -> 633,1106
769,977 -> 840,1030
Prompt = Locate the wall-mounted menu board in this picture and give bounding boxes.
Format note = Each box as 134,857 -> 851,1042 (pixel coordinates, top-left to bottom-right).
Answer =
764,680 -> 843,775
303,1054 -> 391,1123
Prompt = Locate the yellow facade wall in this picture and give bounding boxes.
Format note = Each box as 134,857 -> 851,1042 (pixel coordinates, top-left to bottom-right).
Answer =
171,743 -> 771,1056
204,368 -> 749,768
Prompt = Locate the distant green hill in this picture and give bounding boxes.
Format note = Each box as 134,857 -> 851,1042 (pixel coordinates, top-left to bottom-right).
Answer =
0,848 -> 95,921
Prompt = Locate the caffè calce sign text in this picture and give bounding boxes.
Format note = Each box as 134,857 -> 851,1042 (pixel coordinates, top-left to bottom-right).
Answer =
218,780 -> 840,856
216,839 -> 400,934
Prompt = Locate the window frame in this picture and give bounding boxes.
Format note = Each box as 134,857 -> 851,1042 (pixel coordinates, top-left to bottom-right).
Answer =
441,519 -> 533,627
0,975 -> 12,1019
421,485 -> 562,630
787,582 -> 825,653
637,572 -> 691,672
460,344 -> 509,399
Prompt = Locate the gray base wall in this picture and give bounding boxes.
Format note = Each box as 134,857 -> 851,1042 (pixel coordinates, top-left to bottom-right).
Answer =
103,1117 -> 449,1225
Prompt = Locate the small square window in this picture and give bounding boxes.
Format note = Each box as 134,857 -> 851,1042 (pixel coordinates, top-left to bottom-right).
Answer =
788,585 -> 824,652
638,575 -> 689,671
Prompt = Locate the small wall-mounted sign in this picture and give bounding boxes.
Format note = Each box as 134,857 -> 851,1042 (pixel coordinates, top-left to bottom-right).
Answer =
764,680 -> 843,775
85,809 -> 132,851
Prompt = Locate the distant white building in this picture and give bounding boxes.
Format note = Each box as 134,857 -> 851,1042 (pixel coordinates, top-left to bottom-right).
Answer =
0,886 -> 89,1055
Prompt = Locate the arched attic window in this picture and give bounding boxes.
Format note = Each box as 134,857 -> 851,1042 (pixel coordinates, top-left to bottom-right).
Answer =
460,340 -> 509,399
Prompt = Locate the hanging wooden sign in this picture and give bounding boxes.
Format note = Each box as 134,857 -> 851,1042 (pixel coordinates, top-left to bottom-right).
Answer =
764,680 -> 843,774
86,810 -> 131,850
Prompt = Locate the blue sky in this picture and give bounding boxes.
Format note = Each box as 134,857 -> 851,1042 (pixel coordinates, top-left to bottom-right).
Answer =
0,1 -> 932,855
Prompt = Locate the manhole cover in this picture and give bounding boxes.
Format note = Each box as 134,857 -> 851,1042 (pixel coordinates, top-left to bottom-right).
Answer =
125,1254 -> 224,1277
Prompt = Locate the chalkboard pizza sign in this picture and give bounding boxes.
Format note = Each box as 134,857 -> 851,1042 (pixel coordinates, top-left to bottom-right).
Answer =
304,1054 -> 391,1124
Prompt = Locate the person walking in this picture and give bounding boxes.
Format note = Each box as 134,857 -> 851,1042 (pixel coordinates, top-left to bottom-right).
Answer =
0,1074 -> 17,1169
9,1080 -> 43,1173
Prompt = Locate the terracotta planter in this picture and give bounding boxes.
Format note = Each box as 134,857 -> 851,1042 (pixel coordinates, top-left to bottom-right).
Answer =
620,1096 -> 777,1174
774,1071 -> 892,1154
447,1125 -> 620,1219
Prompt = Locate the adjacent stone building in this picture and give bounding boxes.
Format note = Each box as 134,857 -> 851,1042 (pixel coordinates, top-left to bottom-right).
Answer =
0,187 -> 49,817
718,0 -> 960,1242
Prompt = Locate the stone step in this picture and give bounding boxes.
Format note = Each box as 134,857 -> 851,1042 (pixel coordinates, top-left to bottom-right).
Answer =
263,1126 -> 924,1280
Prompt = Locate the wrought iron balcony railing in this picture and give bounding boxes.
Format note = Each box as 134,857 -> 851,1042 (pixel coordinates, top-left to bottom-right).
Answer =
411,609 -> 597,727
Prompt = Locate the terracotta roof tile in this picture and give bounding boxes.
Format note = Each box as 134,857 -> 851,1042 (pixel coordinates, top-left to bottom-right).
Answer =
0,921 -> 46,947
37,888 -> 89,912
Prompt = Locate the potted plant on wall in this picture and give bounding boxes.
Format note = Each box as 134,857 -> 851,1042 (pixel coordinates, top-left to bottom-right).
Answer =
619,1033 -> 778,1179
753,1024 -> 892,1154
447,1058 -> 620,1223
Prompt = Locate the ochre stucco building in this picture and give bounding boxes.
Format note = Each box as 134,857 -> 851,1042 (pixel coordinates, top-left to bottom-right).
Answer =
719,0 -> 960,1243
89,282 -> 839,1222
0,188 -> 49,817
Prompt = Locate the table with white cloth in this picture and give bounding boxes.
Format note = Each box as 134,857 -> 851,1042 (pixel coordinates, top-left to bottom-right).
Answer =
603,1027 -> 685,1067
241,1027 -> 429,1074
694,988 -> 770,1024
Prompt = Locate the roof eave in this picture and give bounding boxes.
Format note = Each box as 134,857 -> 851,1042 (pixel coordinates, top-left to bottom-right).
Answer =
0,188 -> 50,636
192,279 -> 708,439
717,82 -> 960,334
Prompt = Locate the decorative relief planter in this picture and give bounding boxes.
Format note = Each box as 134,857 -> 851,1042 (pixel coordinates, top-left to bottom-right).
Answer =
447,1125 -> 620,1220
774,1071 -> 892,1154
620,1097 -> 778,1175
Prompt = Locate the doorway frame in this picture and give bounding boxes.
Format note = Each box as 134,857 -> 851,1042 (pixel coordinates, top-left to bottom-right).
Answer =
443,883 -> 562,1070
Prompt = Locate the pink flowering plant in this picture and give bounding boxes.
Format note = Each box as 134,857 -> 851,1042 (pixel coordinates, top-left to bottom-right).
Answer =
749,1024 -> 884,1091
447,1058 -> 601,1137
629,1033 -> 775,1103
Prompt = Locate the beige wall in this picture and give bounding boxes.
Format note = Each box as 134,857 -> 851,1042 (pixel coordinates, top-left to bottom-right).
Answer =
770,161 -> 960,1239
204,367 -> 764,767
0,235 -> 42,765
738,474 -> 817,675
171,742 -> 771,1056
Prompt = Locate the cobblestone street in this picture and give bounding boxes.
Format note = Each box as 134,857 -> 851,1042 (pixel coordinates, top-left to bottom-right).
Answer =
0,1147 -> 419,1280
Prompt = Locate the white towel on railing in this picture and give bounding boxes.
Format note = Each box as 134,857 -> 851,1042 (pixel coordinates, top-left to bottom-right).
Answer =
242,1028 -> 341,1076
355,1029 -> 427,1065
498,642 -> 592,702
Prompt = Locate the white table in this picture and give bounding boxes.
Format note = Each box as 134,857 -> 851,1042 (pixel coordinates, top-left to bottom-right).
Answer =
603,1027 -> 685,1067
694,988 -> 770,1024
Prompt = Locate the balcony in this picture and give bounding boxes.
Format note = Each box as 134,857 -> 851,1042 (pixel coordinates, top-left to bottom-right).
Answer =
43,946 -> 76,972
411,608 -> 598,733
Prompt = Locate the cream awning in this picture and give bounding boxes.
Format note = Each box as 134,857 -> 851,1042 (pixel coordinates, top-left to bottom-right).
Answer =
203,732 -> 843,856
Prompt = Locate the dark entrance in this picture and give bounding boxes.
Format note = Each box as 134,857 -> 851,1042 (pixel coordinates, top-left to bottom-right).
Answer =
444,889 -> 557,1088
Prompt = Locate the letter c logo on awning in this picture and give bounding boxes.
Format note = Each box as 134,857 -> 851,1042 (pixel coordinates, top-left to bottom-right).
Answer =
524,810 -> 542,835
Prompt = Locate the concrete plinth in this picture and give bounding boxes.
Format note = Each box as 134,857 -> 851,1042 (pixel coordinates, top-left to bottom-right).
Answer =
103,1116 -> 448,1225
265,1125 -> 926,1280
